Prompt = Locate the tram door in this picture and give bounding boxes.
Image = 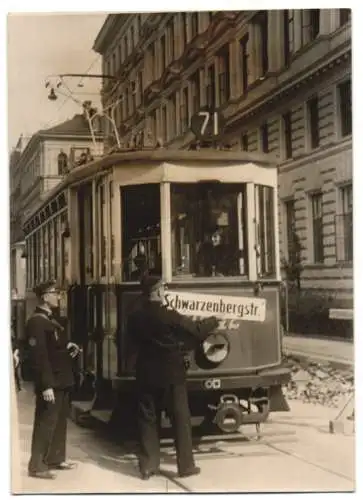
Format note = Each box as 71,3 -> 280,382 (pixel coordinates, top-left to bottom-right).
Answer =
76,182 -> 98,380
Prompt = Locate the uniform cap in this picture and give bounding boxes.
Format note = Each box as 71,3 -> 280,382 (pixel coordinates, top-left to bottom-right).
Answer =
33,279 -> 58,298
140,275 -> 163,295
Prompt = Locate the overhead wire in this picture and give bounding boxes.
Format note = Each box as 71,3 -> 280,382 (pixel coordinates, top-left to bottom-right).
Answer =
41,53 -> 102,130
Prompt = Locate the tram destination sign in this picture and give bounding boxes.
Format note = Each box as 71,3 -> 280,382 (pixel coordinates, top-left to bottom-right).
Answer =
190,108 -> 225,141
165,291 -> 266,322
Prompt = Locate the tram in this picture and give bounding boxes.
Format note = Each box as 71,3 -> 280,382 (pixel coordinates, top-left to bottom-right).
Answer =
22,147 -> 291,437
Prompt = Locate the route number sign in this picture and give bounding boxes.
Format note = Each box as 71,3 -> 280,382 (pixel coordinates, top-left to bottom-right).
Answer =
190,108 -> 224,140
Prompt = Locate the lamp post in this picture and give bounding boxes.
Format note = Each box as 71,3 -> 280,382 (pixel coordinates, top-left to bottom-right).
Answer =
45,73 -> 124,149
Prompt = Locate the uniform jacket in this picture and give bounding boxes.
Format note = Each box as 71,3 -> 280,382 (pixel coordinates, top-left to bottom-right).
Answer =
128,300 -> 218,387
25,306 -> 74,392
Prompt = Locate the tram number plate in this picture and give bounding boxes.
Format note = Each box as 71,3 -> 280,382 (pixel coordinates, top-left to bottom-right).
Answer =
204,378 -> 222,390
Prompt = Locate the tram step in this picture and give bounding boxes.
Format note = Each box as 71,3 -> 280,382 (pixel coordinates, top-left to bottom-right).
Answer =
70,400 -> 94,425
90,409 -> 113,424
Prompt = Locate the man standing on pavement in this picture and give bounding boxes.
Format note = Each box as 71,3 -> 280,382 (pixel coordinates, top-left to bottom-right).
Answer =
25,280 -> 81,480
128,275 -> 219,480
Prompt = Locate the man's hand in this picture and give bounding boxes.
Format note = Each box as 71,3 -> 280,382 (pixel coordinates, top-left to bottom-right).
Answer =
42,388 -> 55,403
66,342 -> 81,358
202,316 -> 219,330
13,349 -> 20,368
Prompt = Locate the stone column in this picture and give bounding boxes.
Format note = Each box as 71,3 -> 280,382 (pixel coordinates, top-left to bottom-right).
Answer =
319,9 -> 334,35
292,10 -> 302,53
268,10 -> 284,71
247,23 -> 260,84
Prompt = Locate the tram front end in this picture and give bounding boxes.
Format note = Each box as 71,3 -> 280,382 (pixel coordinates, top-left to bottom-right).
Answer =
104,150 -> 291,437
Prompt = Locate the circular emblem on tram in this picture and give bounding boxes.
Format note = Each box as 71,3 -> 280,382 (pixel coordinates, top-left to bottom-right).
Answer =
202,333 -> 230,364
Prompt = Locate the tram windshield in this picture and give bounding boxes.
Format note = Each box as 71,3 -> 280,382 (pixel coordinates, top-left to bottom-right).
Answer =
171,182 -> 275,278
171,182 -> 249,278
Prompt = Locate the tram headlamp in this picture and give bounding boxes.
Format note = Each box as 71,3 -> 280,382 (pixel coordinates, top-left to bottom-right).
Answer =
202,333 -> 230,364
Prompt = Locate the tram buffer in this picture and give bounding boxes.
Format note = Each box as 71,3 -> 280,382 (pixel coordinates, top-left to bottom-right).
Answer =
128,275 -> 219,480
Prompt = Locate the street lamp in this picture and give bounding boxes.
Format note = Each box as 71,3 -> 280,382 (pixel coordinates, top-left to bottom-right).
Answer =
44,73 -> 124,149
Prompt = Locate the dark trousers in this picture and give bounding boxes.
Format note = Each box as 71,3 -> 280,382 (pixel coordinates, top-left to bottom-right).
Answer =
14,365 -> 21,392
137,383 -> 195,475
28,389 -> 70,473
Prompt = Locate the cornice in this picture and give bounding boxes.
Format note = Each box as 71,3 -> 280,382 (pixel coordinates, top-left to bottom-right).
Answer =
224,45 -> 351,133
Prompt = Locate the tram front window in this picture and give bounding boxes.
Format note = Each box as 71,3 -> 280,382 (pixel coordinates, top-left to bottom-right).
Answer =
171,183 -> 249,278
122,184 -> 161,282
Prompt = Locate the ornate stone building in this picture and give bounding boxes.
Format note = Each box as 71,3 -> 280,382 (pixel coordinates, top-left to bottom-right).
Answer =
93,10 -> 352,305
9,112 -> 104,299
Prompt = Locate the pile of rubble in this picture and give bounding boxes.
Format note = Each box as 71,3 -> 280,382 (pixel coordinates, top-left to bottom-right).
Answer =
283,354 -> 354,408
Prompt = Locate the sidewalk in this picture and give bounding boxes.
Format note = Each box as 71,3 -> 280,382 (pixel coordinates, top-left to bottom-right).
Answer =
11,385 -> 184,494
283,335 -> 354,367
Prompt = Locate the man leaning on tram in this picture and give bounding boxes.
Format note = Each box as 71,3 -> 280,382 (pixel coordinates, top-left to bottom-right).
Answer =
127,275 -> 219,480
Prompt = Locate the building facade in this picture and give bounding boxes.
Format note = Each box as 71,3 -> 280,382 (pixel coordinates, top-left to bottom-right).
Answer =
9,112 -> 104,298
93,10 -> 352,305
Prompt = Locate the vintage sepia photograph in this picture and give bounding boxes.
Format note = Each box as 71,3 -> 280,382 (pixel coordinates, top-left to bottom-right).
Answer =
7,5 -> 356,495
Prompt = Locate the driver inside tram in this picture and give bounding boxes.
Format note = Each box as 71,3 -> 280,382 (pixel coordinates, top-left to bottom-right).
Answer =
196,225 -> 241,277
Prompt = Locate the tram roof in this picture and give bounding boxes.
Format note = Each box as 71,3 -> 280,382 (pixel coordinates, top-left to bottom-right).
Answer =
23,149 -> 277,225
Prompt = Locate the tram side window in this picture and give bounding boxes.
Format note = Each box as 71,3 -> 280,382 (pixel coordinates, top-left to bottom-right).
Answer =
255,185 -> 276,277
121,184 -> 161,282
171,182 -> 248,277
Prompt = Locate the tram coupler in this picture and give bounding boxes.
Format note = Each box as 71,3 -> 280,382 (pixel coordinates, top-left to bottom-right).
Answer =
212,394 -> 242,433
210,394 -> 270,434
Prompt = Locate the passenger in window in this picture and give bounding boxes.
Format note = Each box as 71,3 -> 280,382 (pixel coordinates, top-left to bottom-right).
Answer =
132,242 -> 148,280
196,227 -> 242,277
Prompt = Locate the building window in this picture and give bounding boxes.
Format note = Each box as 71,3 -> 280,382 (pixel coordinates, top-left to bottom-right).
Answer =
130,25 -> 135,50
138,71 -> 144,106
338,79 -> 352,137
190,71 -> 200,114
57,151 -> 68,175
283,10 -> 294,65
191,13 -> 198,38
112,53 -> 116,76
260,123 -> 269,153
180,87 -> 189,133
169,95 -> 176,139
123,35 -> 128,59
181,13 -> 188,48
339,9 -> 351,27
161,106 -> 167,142
336,184 -> 353,262
131,81 -> 137,113
282,112 -> 293,159
241,133 -> 248,151
125,87 -> 129,117
118,45 -> 122,68
302,9 -> 320,44
285,199 -> 296,263
254,11 -> 269,76
160,35 -> 166,74
240,35 -> 249,94
311,192 -> 324,263
149,109 -> 157,140
217,45 -> 230,105
206,65 -> 216,108
167,19 -> 175,61
307,96 -> 319,149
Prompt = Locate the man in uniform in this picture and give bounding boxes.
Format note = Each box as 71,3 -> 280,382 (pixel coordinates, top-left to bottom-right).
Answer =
25,280 -> 81,480
128,275 -> 219,480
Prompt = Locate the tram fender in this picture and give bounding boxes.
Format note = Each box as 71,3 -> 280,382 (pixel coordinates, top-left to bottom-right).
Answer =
269,385 -> 290,412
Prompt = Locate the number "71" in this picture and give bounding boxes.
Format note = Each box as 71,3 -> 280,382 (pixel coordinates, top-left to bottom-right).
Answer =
198,111 -> 219,136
